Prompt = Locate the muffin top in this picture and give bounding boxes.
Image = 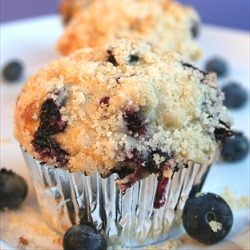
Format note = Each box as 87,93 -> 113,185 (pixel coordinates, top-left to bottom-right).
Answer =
15,39 -> 232,183
57,0 -> 201,60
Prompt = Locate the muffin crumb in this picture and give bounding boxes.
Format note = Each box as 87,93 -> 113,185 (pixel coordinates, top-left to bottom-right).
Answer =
209,220 -> 223,232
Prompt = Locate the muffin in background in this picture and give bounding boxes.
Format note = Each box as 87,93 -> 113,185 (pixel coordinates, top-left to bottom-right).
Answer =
15,39 -> 232,247
59,0 -> 92,24
57,0 -> 201,60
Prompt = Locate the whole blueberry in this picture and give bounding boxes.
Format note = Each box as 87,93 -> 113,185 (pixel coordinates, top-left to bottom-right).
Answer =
0,168 -> 28,209
63,224 -> 107,250
221,132 -> 249,162
222,82 -> 248,109
183,193 -> 233,245
205,57 -> 228,77
2,60 -> 24,82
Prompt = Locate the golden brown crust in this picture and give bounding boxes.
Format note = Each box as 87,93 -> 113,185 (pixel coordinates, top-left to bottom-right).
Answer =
57,0 -> 201,60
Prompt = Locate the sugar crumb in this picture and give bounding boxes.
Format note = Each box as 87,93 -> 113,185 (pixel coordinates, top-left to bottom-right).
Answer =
222,187 -> 250,209
209,220 -> 222,232
143,239 -> 181,250
1,138 -> 11,145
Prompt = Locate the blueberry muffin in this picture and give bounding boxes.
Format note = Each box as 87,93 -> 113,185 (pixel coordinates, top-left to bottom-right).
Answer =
57,0 -> 201,60
59,0 -> 93,24
15,39 -> 232,204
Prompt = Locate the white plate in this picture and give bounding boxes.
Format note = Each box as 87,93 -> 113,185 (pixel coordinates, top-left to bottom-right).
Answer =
1,15 -> 250,250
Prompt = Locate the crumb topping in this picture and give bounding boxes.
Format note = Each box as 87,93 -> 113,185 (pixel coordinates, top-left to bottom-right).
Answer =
15,39 -> 232,199
58,0 -> 201,60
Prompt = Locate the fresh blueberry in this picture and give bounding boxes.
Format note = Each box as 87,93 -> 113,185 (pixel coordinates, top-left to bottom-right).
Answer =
2,60 -> 24,82
222,82 -> 248,109
205,57 -> 228,77
0,168 -> 28,210
221,132 -> 249,162
63,224 -> 107,250
182,193 -> 233,245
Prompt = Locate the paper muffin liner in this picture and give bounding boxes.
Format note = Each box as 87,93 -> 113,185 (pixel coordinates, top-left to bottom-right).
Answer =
22,149 -> 214,248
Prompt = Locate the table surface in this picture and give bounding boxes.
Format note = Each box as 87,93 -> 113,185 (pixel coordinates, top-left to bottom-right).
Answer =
0,15 -> 250,250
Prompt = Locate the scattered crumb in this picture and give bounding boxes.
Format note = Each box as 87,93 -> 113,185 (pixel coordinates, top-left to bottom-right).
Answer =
179,234 -> 200,246
209,220 -> 222,232
52,237 -> 63,246
222,187 -> 250,209
31,113 -> 38,120
0,205 -> 62,249
0,138 -> 11,145
233,229 -> 250,250
143,239 -> 181,250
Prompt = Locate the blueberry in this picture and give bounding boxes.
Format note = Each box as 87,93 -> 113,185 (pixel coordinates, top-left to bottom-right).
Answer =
182,193 -> 233,245
2,60 -> 24,82
63,224 -> 107,250
38,98 -> 67,135
214,128 -> 233,142
222,82 -> 248,109
205,57 -> 228,77
128,54 -> 139,64
153,176 -> 169,209
107,50 -> 118,66
0,168 -> 28,209
221,132 -> 249,162
190,20 -> 200,39
32,134 -> 69,166
123,109 -> 146,137
99,96 -> 110,106
32,94 -> 69,166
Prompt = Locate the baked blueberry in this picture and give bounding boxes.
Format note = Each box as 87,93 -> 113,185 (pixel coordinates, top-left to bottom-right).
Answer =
0,168 -> 28,209
38,98 -> 67,135
182,193 -> 233,245
128,54 -> 139,64
99,96 -> 110,106
107,50 -> 118,66
221,132 -> 249,162
123,109 -> 146,137
153,175 -> 169,209
2,60 -> 24,82
205,57 -> 228,77
190,20 -> 200,38
222,82 -> 248,109
32,95 -> 69,166
32,134 -> 69,166
63,224 -> 107,250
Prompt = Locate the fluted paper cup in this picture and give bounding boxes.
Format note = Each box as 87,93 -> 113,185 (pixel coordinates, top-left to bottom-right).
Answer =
22,149 -> 213,248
